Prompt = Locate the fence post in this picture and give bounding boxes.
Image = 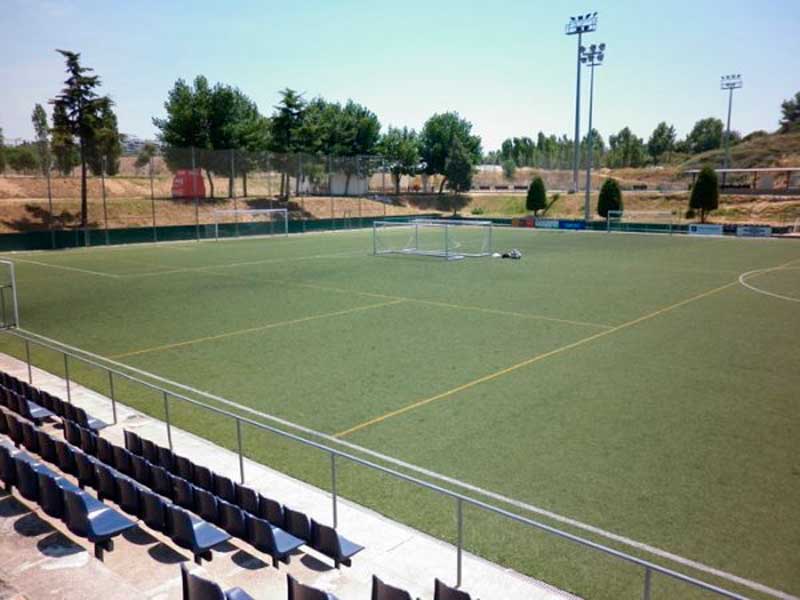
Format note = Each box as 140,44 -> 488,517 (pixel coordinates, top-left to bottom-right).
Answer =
108,370 -> 117,425
192,146 -> 199,241
63,353 -> 72,403
330,452 -> 338,528
456,497 -> 463,587
101,156 -> 110,245
642,566 -> 652,600
25,339 -> 32,384
163,391 -> 173,450
46,159 -> 55,249
150,156 -> 157,242
236,418 -> 245,484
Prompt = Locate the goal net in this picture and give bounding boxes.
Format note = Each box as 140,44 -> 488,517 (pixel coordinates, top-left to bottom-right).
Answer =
0,260 -> 19,329
210,208 -> 289,240
373,219 -> 493,260
607,210 -> 675,234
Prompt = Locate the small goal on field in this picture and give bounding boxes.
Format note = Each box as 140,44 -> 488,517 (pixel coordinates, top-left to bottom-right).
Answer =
373,219 -> 493,260
211,208 -> 289,240
607,210 -> 675,234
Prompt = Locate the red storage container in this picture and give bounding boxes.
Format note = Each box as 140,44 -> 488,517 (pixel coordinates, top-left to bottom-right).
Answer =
171,169 -> 205,199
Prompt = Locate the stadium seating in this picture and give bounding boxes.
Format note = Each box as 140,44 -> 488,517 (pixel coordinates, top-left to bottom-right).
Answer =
245,513 -> 304,568
64,488 -> 135,559
434,579 -> 472,600
371,575 -> 413,600
180,563 -> 255,600
311,519 -> 364,569
169,504 -> 232,565
287,573 -> 338,600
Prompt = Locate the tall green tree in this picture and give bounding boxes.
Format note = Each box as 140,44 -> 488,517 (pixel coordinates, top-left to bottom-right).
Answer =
444,136 -> 474,195
50,49 -> 113,228
606,127 -> 646,168
378,126 -> 420,194
419,112 -> 482,194
779,91 -> 800,133
527,177 -> 547,214
597,178 -> 623,218
6,145 -> 40,173
686,118 -> 724,154
86,102 -> 122,176
134,142 -> 158,172
647,122 -> 676,163
31,104 -> 52,177
689,167 -> 719,223
269,88 -> 306,197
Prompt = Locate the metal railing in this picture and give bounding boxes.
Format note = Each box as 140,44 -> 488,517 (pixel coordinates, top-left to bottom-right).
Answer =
3,325 -> 781,600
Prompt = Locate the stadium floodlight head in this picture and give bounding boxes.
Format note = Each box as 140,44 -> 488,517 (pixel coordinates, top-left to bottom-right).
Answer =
565,11 -> 598,35
581,42 -> 606,67
720,74 -> 743,90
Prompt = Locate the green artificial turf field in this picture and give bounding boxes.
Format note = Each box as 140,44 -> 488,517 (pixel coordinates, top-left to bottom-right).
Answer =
1,228 -> 798,600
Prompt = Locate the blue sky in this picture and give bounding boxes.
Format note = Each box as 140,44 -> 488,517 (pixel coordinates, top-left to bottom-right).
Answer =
1,0 -> 798,151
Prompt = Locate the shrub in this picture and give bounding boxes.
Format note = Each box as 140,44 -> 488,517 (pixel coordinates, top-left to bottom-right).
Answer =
470,207 -> 485,215
689,167 -> 719,223
597,178 -> 623,219
501,159 -> 516,180
526,177 -> 547,214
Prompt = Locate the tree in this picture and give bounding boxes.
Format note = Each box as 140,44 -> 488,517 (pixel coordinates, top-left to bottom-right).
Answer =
443,137 -> 474,196
6,146 -> 40,173
779,91 -> 800,133
31,104 -> 52,177
134,142 -> 158,172
689,167 -> 719,223
86,102 -> 122,176
606,127 -> 646,168
597,178 -> 623,219
0,127 -> 5,174
268,88 -> 306,197
419,112 -> 482,194
501,158 -> 516,180
378,126 -> 420,194
328,100 -> 381,194
686,118 -> 724,154
647,122 -> 676,163
50,49 -> 113,228
527,177 -> 546,214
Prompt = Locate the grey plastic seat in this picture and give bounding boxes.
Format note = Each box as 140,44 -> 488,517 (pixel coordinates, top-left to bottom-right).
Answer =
150,464 -> 175,498
123,430 -> 142,456
117,476 -> 143,517
78,427 -> 98,456
287,574 -> 337,600
193,465 -> 214,491
63,419 -> 82,446
36,430 -> 58,464
180,563 -> 255,600
0,444 -> 16,490
195,487 -> 219,524
173,477 -> 195,510
284,507 -> 310,543
141,487 -> 169,532
74,451 -> 98,489
97,436 -> 115,465
14,458 -> 40,501
141,438 -> 158,464
218,499 -> 247,538
310,519 -> 364,568
434,579 -> 472,600
5,413 -> 23,446
95,462 -> 119,502
213,474 -> 235,503
168,504 -> 230,564
130,454 -> 151,486
63,488 -> 135,560
235,483 -> 258,515
54,439 -> 77,476
157,446 -> 175,472
20,421 -> 39,454
74,405 -> 107,432
37,470 -> 68,518
371,575 -> 412,600
258,495 -> 285,528
245,514 -> 304,568
174,454 -> 195,481
112,446 -> 133,476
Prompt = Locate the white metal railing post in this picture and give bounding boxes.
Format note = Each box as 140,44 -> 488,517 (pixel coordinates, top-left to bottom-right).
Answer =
331,452 -> 338,528
7,260 -> 20,327
25,339 -> 32,383
108,370 -> 117,425
63,353 -> 71,403
163,391 -> 173,450
236,418 -> 245,484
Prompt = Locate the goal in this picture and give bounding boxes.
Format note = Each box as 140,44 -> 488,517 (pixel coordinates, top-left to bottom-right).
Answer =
211,208 -> 289,240
0,260 -> 19,329
372,219 -> 493,260
607,210 -> 675,234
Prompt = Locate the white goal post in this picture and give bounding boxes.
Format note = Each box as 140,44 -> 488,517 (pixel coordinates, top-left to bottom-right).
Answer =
0,260 -> 20,329
211,208 -> 289,240
372,219 -> 493,260
607,210 -> 675,234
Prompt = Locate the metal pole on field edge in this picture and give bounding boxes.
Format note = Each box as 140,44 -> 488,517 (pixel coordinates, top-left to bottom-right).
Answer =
192,147 -> 199,241
330,452 -> 338,528
63,353 -> 72,403
236,418 -> 245,484
582,43 -> 606,222
163,391 -> 173,450
456,497 -> 463,587
25,339 -> 32,384
46,163 -> 55,249
108,370 -> 117,425
101,157 -> 110,245
642,566 -> 652,600
150,157 -> 157,242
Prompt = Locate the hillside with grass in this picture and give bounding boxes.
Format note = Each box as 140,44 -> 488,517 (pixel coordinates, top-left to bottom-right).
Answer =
680,131 -> 800,170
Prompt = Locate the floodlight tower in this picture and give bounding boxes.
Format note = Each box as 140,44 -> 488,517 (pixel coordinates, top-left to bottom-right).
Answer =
565,11 -> 598,213
720,74 -> 743,169
581,43 -> 605,217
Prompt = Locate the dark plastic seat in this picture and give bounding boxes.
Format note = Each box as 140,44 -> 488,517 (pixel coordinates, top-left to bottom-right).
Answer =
0,444 -> 16,490
245,514 -> 304,568
141,488 -> 169,532
0,409 -> 7,435
20,421 -> 39,454
193,465 -> 214,491
112,446 -> 132,476
97,436 -> 114,465
54,439 -> 78,475
131,454 -> 151,486
173,477 -> 195,510
157,446 -> 175,472
123,430 -> 142,456
311,519 -> 364,568
117,476 -> 143,517
434,579 -> 472,600
63,419 -> 82,446
63,488 -> 135,560
235,483 -> 259,515
174,454 -> 194,481
195,487 -> 219,524
14,458 -> 40,501
213,474 -> 235,503
180,563 -> 255,600
37,470 -> 67,518
5,413 -> 23,446
150,464 -> 175,498
16,395 -> 53,424
95,462 -> 119,502
63,402 -> 79,424
141,438 -> 158,464
284,507 -> 311,542
287,574 -> 336,600
74,451 -> 98,489
218,499 -> 247,538
36,430 -> 58,464
168,504 -> 230,564
258,495 -> 285,528
371,576 -> 412,600
74,405 -> 107,432
79,427 -> 98,456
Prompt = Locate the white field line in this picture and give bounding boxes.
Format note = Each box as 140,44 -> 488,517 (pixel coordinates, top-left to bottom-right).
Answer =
738,265 -> 800,303
10,257 -> 121,278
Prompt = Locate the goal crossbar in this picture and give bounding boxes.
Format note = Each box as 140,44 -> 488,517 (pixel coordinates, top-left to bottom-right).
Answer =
607,210 -> 675,234
372,219 -> 493,260
212,208 -> 289,240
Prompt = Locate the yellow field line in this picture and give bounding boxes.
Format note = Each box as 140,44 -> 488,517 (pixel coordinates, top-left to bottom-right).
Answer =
334,279 -> 742,438
110,299 -> 405,359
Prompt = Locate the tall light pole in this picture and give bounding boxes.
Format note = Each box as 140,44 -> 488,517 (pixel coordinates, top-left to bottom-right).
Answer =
721,74 -> 743,170
581,43 -> 605,220
565,11 -> 598,207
